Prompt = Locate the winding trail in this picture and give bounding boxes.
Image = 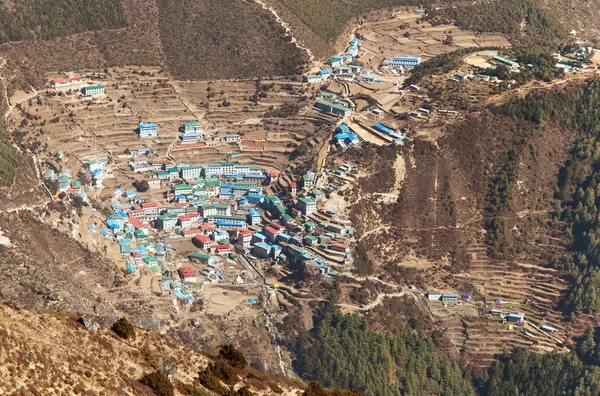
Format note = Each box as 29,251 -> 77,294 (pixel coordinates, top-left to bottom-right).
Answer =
252,0 -> 315,65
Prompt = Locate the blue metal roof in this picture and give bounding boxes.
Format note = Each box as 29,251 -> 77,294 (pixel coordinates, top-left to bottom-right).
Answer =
373,123 -> 395,134
106,220 -> 120,229
337,123 -> 350,132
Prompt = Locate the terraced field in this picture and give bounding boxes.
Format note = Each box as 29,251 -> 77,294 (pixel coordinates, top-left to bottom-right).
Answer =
434,241 -> 570,367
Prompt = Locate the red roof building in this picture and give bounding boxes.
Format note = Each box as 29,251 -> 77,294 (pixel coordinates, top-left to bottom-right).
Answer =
128,208 -> 146,218
199,223 -> 216,235
182,229 -> 203,237
212,244 -> 233,253
52,77 -> 82,86
270,222 -> 285,231
179,267 -> 197,282
128,217 -> 146,230
178,213 -> 199,221
193,235 -> 212,249
331,243 -> 350,253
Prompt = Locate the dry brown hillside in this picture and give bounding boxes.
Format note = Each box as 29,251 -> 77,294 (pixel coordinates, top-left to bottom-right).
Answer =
0,304 -> 307,395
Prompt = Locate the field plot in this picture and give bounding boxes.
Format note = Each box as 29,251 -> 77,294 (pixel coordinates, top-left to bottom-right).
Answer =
353,11 -> 511,74
463,50 -> 499,69
11,67 -> 327,196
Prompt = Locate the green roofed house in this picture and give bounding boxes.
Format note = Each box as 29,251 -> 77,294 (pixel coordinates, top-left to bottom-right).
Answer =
304,74 -> 322,84
492,55 -> 519,70
71,180 -> 82,192
317,91 -> 338,100
304,235 -> 318,246
274,204 -> 287,218
310,188 -> 324,200
144,256 -> 159,265
189,251 -> 218,266
156,215 -> 178,231
297,196 -> 317,215
301,171 -> 315,190
44,169 -> 57,181
150,265 -> 161,276
82,85 -> 105,96
173,184 -> 193,195
182,121 -> 203,134
314,100 -> 352,118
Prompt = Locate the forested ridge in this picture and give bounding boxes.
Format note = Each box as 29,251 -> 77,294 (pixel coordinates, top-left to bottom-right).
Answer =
491,80 -> 600,314
277,0 -> 439,42
290,305 -> 473,396
0,0 -> 126,42
478,348 -> 600,395
427,0 -> 566,46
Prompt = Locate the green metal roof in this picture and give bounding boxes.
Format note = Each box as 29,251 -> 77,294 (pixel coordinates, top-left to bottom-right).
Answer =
492,55 -> 519,67
189,252 -> 211,260
298,197 -> 316,205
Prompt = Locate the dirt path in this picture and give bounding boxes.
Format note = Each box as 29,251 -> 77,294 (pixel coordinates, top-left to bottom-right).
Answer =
252,0 -> 315,66
359,225 -> 391,241
338,290 -> 407,311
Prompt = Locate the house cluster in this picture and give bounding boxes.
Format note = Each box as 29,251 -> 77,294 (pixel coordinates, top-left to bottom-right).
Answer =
303,37 -> 365,84
44,155 -> 108,197
332,123 -> 360,149
382,55 -> 422,71
426,292 -> 461,307
98,154 -> 361,288
314,98 -> 353,118
51,76 -> 82,88
49,75 -> 105,96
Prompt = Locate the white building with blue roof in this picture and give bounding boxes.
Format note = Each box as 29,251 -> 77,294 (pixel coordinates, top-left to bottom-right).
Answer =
138,122 -> 158,138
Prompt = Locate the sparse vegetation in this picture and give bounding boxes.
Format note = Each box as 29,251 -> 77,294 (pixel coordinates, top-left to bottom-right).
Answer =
133,179 -> 150,192
219,344 -> 248,369
140,371 -> 174,396
112,317 -> 136,340
0,119 -> 17,186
